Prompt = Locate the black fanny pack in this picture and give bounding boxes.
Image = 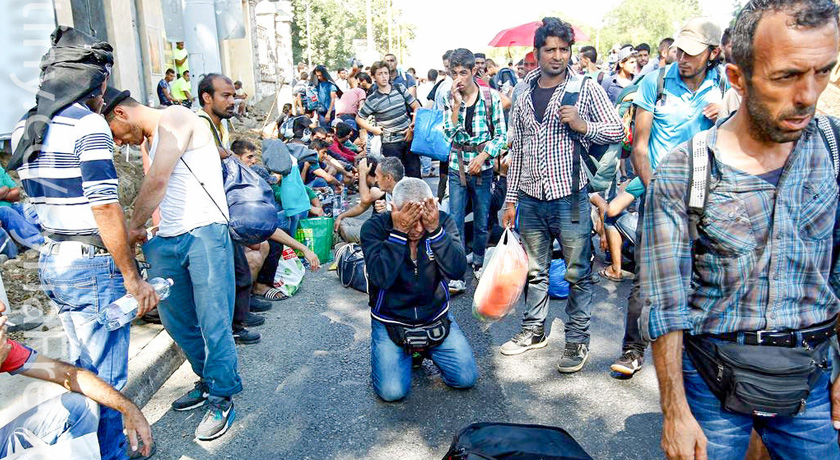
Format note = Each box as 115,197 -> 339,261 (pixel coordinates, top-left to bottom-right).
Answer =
684,331 -> 831,417
385,316 -> 451,353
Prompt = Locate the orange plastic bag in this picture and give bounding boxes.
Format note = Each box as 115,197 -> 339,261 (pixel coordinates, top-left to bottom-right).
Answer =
473,228 -> 529,322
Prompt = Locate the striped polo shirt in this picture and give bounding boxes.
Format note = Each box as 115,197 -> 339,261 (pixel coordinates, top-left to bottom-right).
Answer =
11,103 -> 119,236
357,83 -> 415,143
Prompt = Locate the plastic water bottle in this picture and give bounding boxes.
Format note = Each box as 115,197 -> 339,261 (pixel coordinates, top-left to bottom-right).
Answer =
341,189 -> 348,212
98,278 -> 173,331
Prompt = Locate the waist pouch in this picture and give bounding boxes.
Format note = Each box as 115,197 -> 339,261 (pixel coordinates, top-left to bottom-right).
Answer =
684,333 -> 829,417
385,316 -> 451,353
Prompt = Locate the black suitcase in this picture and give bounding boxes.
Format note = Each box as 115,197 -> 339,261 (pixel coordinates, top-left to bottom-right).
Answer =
442,423 -> 592,460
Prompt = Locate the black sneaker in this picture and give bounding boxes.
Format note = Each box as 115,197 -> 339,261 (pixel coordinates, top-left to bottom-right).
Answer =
172,381 -> 209,411
499,327 -> 547,356
557,342 -> 589,373
610,349 -> 644,376
234,312 -> 265,328
249,296 -> 273,313
232,326 -> 261,344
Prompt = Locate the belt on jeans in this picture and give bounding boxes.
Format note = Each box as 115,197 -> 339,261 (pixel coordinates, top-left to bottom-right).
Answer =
705,316 -> 837,347
45,241 -> 110,258
47,233 -> 106,251
452,142 -> 488,187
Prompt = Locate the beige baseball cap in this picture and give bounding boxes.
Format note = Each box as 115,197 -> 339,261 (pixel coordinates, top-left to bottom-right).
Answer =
672,17 -> 722,56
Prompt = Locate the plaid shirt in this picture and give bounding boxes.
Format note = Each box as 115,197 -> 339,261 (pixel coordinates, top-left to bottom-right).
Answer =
442,86 -> 507,172
640,120 -> 840,340
505,68 -> 624,203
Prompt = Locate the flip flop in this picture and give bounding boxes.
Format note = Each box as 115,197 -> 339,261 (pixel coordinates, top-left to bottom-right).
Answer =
256,288 -> 288,301
599,268 -> 623,282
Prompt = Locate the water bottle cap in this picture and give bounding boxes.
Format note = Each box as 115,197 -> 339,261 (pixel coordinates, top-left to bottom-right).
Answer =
165,278 -> 174,286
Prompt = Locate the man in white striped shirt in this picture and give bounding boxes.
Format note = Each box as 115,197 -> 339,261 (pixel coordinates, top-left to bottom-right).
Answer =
11,73 -> 158,460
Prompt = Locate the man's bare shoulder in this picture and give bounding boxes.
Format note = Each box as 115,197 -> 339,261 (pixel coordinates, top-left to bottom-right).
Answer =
158,105 -> 197,129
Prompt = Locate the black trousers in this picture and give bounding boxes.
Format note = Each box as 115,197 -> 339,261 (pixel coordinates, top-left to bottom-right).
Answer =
256,240 -> 283,286
382,141 -> 420,178
233,243 -> 252,323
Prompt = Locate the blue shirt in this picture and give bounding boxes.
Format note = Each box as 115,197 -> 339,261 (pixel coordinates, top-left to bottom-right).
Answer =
640,118 -> 840,339
393,71 -> 416,90
634,63 -> 722,171
316,81 -> 338,114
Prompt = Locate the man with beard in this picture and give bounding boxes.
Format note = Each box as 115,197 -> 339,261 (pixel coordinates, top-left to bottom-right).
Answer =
501,18 -> 623,372
198,74 -> 271,346
103,89 -> 241,442
384,53 -> 417,98
642,1 -> 840,458
609,17 -> 724,379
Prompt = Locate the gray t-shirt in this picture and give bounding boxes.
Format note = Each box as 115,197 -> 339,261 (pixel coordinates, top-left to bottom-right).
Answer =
358,84 -> 416,143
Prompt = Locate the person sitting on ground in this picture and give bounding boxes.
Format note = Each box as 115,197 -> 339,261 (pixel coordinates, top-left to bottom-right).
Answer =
335,157 -> 404,243
157,68 -> 177,106
275,103 -> 292,138
0,167 -> 44,257
312,127 -> 356,174
233,80 -> 248,117
170,70 -> 193,108
0,302 -> 154,459
305,186 -> 324,217
330,122 -> 358,163
308,139 -> 349,190
360,178 -> 477,401
592,177 -> 644,282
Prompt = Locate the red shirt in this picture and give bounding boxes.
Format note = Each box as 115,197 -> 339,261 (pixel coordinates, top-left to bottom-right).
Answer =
1,339 -> 36,374
330,139 -> 356,163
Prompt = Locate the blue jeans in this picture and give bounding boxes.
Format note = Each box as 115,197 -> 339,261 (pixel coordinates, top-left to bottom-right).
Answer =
307,178 -> 329,189
448,168 -> 493,268
277,209 -> 308,237
143,223 -> 242,398
682,349 -> 840,459
0,204 -> 44,250
39,249 -> 130,460
371,314 -> 478,402
518,192 -> 594,343
0,393 -> 100,457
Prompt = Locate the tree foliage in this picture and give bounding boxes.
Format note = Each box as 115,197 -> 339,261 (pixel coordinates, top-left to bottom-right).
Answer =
593,0 -> 701,60
290,0 -> 415,70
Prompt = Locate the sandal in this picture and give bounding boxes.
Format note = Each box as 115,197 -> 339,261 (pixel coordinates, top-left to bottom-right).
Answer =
256,288 -> 289,301
598,268 -> 623,282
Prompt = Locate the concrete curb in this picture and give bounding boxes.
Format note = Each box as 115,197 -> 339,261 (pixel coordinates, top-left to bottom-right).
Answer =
124,329 -> 186,408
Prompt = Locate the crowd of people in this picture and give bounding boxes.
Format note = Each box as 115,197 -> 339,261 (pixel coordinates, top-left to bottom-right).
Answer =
2,0 -> 840,458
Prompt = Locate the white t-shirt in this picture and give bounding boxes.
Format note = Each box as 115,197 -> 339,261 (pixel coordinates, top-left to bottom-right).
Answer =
149,119 -> 229,237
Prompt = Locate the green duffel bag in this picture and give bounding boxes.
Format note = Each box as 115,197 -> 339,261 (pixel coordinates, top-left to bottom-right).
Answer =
295,217 -> 335,264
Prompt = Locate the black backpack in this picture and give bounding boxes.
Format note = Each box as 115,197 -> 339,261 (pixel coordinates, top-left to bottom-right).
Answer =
336,243 -> 368,293
442,423 -> 592,460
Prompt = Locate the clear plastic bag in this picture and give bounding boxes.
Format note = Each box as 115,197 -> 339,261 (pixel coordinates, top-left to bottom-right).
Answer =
473,228 -> 529,322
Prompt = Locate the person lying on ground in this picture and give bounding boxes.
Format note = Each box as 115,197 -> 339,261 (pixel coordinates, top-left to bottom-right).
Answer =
0,301 -> 154,458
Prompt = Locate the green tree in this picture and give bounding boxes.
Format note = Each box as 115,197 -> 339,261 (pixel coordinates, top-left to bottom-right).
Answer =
595,0 -> 701,60
290,0 -> 415,70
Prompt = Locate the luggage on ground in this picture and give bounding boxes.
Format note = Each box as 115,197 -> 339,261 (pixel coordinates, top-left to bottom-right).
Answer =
442,422 -> 592,460
295,217 -> 335,264
335,243 -> 367,293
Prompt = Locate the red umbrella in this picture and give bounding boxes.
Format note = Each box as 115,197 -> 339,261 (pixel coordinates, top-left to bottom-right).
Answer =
488,21 -> 590,48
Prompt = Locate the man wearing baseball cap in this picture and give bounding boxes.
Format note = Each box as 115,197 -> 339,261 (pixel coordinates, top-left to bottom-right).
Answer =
609,16 -> 724,379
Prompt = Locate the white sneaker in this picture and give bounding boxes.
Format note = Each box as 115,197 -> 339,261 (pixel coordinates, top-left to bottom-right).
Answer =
466,253 -> 474,265
448,279 -> 467,294
473,266 -> 482,281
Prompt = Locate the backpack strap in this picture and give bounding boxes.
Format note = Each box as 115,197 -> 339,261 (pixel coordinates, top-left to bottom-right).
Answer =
816,115 -> 840,181
655,65 -> 667,104
686,131 -> 711,242
562,74 -> 589,224
478,82 -> 495,138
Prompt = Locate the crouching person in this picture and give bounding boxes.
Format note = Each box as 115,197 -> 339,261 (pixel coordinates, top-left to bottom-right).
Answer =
361,178 -> 478,401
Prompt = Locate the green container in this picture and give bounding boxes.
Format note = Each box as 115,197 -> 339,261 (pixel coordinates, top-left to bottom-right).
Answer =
294,217 -> 335,264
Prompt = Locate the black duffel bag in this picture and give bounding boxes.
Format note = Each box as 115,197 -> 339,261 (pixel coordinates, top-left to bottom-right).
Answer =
336,243 -> 368,293
443,423 -> 592,460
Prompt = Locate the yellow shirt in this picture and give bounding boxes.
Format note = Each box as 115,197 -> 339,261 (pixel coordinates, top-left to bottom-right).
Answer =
171,77 -> 191,101
173,47 -> 189,76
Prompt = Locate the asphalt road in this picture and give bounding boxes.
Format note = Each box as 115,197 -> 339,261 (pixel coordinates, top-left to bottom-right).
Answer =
142,249 -> 664,460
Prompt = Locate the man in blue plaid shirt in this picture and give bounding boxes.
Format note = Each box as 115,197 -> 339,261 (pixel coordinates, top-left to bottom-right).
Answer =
642,1 -> 840,458
443,48 -> 508,294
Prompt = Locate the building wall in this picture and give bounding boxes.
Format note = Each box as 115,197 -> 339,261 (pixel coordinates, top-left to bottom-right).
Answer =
221,0 -> 256,99
103,0 -> 144,98
136,0 -> 170,105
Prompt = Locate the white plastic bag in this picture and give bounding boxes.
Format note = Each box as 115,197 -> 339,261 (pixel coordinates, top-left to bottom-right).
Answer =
368,134 -> 382,157
273,248 -> 306,297
5,431 -> 100,460
473,228 -> 529,322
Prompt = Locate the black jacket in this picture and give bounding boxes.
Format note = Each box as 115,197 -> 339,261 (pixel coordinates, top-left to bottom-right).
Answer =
360,211 -> 465,326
